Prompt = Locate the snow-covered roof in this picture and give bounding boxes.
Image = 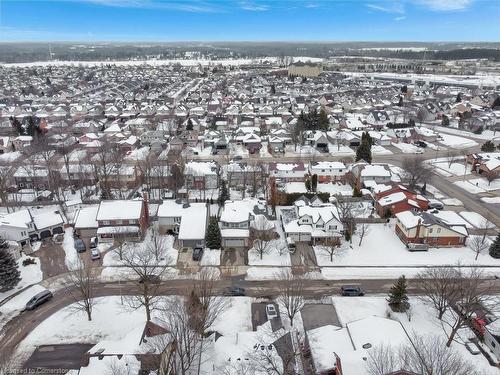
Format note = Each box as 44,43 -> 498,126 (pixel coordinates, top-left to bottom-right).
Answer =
96,200 -> 143,221
74,205 -> 99,229
378,192 -> 407,206
220,200 -> 256,223
32,210 -> 64,230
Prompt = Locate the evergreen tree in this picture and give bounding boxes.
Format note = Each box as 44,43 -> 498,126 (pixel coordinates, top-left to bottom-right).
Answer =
456,93 -> 462,103
0,240 -> 21,293
387,275 -> 409,312
311,174 -> 318,192
355,132 -> 372,163
481,140 -> 495,152
441,114 -> 450,126
318,108 -> 329,130
352,186 -> 362,197
205,217 -> 222,249
305,178 -> 311,192
186,118 -> 193,131
218,179 -> 229,206
397,96 -> 403,107
489,233 -> 500,259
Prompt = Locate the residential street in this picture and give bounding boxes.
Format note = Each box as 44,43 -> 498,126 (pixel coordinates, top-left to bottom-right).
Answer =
2,277 -> 500,363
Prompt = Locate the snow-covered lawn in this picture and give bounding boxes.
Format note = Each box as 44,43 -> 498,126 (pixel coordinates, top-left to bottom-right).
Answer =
371,145 -> 392,155
438,133 -> 478,149
454,178 -> 500,194
441,198 -> 463,206
17,296 -> 148,356
391,142 -> 420,153
248,240 -> 291,266
0,151 -> 22,162
284,182 -> 307,194
432,162 -> 471,177
331,296 -> 496,375
329,145 -> 355,156
200,248 -> 221,266
212,297 -> 253,336
0,254 -> 43,302
317,182 -> 353,196
459,211 -> 495,229
425,184 -> 446,199
102,231 -> 177,267
481,197 -> 500,204
62,227 -> 79,270
318,221 -> 500,269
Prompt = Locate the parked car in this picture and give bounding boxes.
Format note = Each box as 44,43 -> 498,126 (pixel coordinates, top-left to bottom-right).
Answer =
414,147 -> 424,154
25,289 -> 53,310
139,275 -> 161,284
74,238 -> 86,253
223,286 -> 245,296
91,248 -> 101,260
232,155 -> 243,161
465,341 -> 481,355
192,247 -> 204,261
341,285 -> 364,296
428,201 -> 444,210
89,236 -> 98,249
266,304 -> 278,320
407,243 -> 429,252
415,140 -> 427,148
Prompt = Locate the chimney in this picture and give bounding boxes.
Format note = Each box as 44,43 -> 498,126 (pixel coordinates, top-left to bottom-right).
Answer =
143,192 -> 149,226
415,218 -> 422,242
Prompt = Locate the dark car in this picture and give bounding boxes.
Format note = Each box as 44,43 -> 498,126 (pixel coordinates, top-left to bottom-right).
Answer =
74,238 -> 86,253
428,201 -> 444,210
192,247 -> 204,261
25,290 -> 53,310
139,275 -> 161,284
341,285 -> 364,296
223,287 -> 246,296
415,140 -> 427,148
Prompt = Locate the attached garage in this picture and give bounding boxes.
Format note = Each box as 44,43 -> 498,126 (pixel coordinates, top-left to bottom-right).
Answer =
39,230 -> 52,239
288,232 -> 311,243
52,226 -> 64,234
223,238 -> 246,248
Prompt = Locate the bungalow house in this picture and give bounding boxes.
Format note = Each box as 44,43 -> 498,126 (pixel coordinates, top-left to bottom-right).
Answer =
95,199 -> 148,242
12,135 -> 33,151
348,163 -> 393,189
395,210 -> 468,247
226,162 -> 266,188
74,205 -> 99,239
157,200 -> 208,247
309,161 -> 346,183
375,185 -> 428,217
305,131 -> 329,151
366,110 -> 390,129
242,133 -> 262,154
283,197 -> 343,245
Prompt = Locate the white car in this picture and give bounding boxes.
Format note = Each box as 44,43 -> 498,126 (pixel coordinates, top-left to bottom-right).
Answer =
414,147 -> 424,154
266,304 -> 278,320
91,248 -> 101,260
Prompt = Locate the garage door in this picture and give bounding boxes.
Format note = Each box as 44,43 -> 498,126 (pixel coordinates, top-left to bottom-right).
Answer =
52,226 -> 63,234
40,230 -> 52,239
224,239 -> 245,247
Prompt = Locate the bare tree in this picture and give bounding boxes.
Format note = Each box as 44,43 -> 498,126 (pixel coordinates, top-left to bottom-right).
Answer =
335,196 -> 356,242
357,222 -> 370,246
105,355 -> 139,375
147,224 -> 167,262
112,229 -> 129,261
275,269 -> 305,327
441,266 -> 496,347
401,156 -> 432,189
318,236 -> 339,262
249,215 -> 277,260
485,170 -> 497,186
415,267 -> 460,320
122,245 -> 169,322
469,235 -> 489,261
446,149 -> 460,168
366,334 -> 478,375
65,259 -> 97,321
0,166 -> 12,213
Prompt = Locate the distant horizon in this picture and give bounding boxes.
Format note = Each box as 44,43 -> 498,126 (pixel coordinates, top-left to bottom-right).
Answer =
1,0 -> 499,42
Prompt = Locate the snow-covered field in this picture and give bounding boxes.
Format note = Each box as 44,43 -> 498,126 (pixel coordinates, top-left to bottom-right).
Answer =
371,145 -> 392,155
431,161 -> 471,177
391,142 -> 420,153
481,197 -> 500,204
200,248 -> 221,266
459,211 -> 494,229
0,284 -> 47,330
248,240 -> 291,266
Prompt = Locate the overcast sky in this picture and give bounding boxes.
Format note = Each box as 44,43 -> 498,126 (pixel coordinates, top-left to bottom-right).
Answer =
0,0 -> 499,42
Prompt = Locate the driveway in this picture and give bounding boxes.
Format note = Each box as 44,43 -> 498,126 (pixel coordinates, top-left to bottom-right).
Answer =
290,243 -> 319,274
32,240 -> 68,278
301,303 -> 340,331
23,344 -> 94,371
221,248 -> 246,266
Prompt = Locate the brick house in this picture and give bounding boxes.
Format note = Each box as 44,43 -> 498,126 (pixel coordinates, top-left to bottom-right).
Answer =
309,161 -> 347,183
395,211 -> 468,247
375,185 -> 428,217
95,198 -> 148,242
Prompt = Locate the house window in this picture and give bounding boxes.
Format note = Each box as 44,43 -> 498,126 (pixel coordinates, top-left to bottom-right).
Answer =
329,225 -> 337,230
102,220 -> 110,225
492,341 -> 496,348
174,217 -> 181,223
437,228 -> 441,233
115,220 -> 123,225
429,228 -> 433,234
